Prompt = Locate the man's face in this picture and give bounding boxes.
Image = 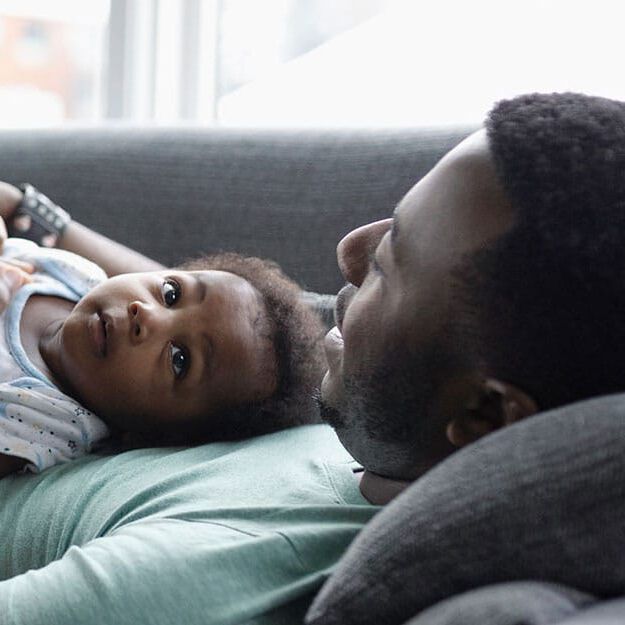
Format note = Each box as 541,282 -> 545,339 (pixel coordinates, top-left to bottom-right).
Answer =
47,269 -> 277,434
320,130 -> 517,478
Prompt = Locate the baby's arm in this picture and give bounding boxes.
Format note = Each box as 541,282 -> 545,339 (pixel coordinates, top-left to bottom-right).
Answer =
0,452 -> 26,478
0,182 -> 165,277
59,220 -> 165,277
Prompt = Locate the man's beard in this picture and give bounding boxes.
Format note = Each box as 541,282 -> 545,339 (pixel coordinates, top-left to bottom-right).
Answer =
313,367 -> 441,478
313,317 -> 474,477
312,387 -> 349,429
314,365 -> 435,445
313,337 -> 462,447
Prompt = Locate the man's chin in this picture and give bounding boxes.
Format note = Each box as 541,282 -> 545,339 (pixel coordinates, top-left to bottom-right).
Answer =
312,386 -> 349,429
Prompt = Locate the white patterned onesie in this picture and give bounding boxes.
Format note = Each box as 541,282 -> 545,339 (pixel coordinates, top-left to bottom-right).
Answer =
0,238 -> 110,473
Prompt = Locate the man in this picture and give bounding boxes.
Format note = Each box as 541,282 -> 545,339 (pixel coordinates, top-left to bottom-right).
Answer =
317,92 -> 625,503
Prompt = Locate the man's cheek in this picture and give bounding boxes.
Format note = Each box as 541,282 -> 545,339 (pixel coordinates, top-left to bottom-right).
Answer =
342,291 -> 383,354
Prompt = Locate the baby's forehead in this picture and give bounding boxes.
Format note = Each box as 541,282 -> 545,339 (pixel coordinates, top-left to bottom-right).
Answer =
181,268 -> 250,288
183,269 -> 269,324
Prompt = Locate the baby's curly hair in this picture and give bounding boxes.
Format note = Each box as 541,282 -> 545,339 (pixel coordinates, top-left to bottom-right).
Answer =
186,252 -> 326,438
457,92 -> 625,410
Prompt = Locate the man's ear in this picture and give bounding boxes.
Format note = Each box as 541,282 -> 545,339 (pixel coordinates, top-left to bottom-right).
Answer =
446,378 -> 538,448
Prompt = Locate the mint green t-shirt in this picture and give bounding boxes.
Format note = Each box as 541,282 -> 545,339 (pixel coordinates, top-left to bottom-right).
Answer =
0,425 -> 378,625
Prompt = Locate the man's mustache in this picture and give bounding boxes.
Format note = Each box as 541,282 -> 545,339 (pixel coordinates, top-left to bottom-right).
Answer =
334,283 -> 358,330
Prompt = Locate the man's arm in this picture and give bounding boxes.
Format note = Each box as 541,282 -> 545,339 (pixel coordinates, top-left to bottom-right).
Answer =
0,182 -> 165,276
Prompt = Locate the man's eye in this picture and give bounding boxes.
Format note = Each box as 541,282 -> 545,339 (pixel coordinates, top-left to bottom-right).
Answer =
170,343 -> 189,379
163,279 -> 181,307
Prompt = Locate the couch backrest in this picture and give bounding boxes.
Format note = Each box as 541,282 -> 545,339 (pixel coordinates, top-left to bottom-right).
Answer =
0,126 -> 474,293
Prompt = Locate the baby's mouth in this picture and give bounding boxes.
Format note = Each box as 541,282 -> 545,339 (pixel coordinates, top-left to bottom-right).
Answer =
90,311 -> 108,358
102,319 -> 108,356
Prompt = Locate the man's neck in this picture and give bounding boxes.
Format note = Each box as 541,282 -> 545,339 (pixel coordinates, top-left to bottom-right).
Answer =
358,470 -> 413,505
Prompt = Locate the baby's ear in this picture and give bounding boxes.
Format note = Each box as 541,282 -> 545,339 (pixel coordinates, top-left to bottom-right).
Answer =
446,378 -> 538,448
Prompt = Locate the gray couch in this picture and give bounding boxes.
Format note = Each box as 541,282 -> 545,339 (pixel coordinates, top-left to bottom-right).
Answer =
1,126 -> 623,625
0,126 -> 472,293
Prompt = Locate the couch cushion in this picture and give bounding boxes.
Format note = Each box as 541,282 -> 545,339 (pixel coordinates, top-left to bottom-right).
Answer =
306,393 -> 625,625
403,582 -> 593,625
0,127 -> 473,293
301,290 -> 336,329
556,597 -> 625,625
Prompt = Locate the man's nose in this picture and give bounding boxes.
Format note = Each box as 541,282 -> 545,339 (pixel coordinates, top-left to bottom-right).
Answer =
336,218 -> 392,287
128,300 -> 167,343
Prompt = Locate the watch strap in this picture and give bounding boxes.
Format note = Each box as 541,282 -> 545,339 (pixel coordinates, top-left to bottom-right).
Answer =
8,183 -> 71,247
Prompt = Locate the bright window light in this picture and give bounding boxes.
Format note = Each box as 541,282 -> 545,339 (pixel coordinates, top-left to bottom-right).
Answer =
1,0 -> 624,128
217,0 -> 625,127
0,0 -> 110,127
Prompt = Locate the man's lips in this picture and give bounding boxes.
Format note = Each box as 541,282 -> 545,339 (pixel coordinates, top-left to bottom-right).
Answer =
321,325 -> 344,405
323,325 -> 343,370
334,283 -> 357,332
324,282 -> 351,390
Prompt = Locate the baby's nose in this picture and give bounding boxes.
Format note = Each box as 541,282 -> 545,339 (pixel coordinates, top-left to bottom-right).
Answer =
128,300 -> 163,343
128,301 -> 142,341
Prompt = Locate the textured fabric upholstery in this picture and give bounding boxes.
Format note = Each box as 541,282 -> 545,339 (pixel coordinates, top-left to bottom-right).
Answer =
556,598 -> 625,625
0,126 -> 472,293
402,582 -> 593,625
306,394 -> 625,625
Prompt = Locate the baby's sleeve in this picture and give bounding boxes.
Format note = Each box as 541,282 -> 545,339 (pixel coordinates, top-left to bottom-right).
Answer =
0,379 -> 110,473
2,237 -> 107,296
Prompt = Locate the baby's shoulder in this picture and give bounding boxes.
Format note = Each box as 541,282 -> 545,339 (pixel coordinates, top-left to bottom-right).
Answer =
4,238 -> 107,293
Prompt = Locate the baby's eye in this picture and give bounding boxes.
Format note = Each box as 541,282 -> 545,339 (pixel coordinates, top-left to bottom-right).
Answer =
170,343 -> 189,380
163,279 -> 181,307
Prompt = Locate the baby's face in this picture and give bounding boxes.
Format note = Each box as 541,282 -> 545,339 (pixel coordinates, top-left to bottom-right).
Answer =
51,269 -> 277,434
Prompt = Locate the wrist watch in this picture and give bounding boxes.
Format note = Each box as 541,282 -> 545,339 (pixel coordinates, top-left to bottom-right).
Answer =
7,183 -> 71,247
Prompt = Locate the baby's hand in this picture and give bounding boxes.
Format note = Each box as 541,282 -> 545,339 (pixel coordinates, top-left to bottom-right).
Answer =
0,259 -> 34,312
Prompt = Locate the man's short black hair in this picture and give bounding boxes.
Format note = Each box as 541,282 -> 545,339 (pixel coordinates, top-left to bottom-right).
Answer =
457,92 -> 625,410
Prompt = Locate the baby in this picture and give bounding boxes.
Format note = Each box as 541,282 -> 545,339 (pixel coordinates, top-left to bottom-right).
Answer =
0,182 -> 326,477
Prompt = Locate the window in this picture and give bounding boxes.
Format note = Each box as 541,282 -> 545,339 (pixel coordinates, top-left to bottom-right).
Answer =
0,0 -> 109,126
0,0 -> 624,128
215,0 -> 625,127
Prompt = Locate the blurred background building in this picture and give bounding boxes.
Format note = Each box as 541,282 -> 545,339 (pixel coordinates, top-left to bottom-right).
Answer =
0,0 -> 623,128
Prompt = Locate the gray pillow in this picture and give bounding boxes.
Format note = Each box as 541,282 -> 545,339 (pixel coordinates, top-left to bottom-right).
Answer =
403,582 -> 593,625
556,597 -> 625,625
306,393 -> 625,625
